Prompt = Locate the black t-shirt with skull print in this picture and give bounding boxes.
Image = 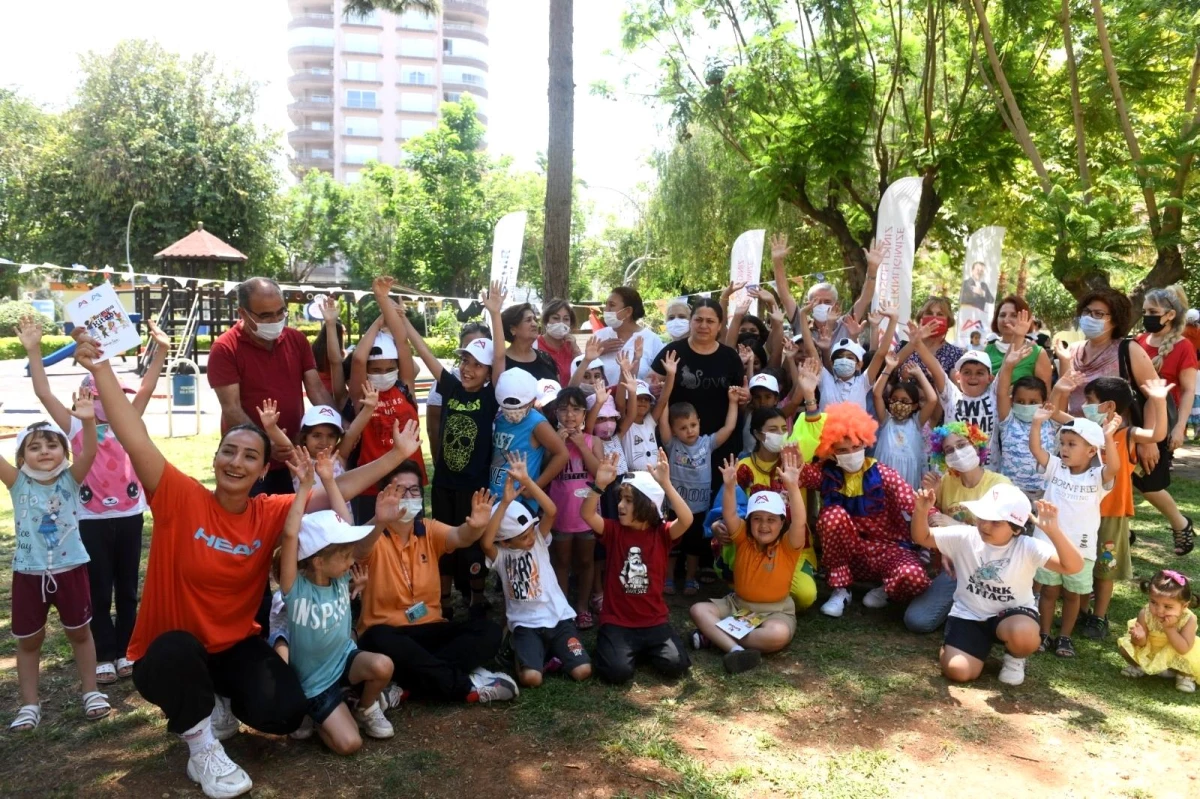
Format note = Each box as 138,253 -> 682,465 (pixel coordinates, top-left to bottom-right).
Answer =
432,369 -> 499,491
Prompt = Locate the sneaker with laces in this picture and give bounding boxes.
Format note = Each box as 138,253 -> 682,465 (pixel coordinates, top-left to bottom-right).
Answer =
210,696 -> 240,742
1078,613 -> 1109,640
378,682 -> 409,712
354,700 -> 395,739
288,715 -> 314,740
468,668 -> 519,703
186,740 -> 253,799
1177,674 -> 1196,693
862,586 -> 889,609
998,654 -> 1026,686
820,587 -> 852,618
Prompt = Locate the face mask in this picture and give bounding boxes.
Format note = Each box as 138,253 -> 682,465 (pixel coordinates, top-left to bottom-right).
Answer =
833,358 -> 857,379
945,446 -> 980,473
502,406 -> 531,424
761,432 -> 785,453
812,304 -> 832,323
20,461 -> 70,482
1082,403 -> 1107,424
888,401 -> 915,421
546,322 -> 571,339
835,450 -> 865,472
1078,315 -> 1108,340
665,318 -> 690,339
580,383 -> 596,398
254,319 -> 286,341
1011,403 -> 1039,423
920,315 -> 948,336
397,498 -> 423,523
594,420 -> 617,440
1142,314 -> 1165,334
368,371 -> 398,391
603,310 -> 623,328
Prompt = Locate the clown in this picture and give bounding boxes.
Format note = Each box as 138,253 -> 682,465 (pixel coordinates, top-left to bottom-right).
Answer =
798,403 -> 930,617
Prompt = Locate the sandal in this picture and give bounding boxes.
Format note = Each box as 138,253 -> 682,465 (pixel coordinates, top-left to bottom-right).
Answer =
1037,633 -> 1054,653
115,657 -> 134,679
96,662 -> 118,685
9,704 -> 41,732
1054,636 -> 1076,658
575,609 -> 594,630
1173,516 -> 1194,556
82,691 -> 112,721
683,579 -> 701,597
663,579 -> 676,596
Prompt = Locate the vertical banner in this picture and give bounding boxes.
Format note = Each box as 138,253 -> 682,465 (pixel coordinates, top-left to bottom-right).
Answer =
729,229 -> 766,317
489,211 -> 527,307
871,176 -> 923,334
956,226 -> 1006,347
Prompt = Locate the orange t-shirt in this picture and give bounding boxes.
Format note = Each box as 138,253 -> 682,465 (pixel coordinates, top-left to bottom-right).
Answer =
126,463 -> 293,662
357,521 -> 453,633
1100,427 -> 1135,518
731,522 -> 802,604
357,385 -> 425,494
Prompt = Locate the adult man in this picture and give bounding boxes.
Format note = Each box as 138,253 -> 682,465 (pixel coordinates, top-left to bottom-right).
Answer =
208,277 -> 333,495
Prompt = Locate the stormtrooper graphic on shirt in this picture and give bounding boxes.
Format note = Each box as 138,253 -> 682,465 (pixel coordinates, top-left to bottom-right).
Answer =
619,546 -> 649,594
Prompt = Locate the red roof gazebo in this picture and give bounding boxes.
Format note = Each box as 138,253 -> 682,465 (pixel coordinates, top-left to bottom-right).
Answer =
153,222 -> 248,281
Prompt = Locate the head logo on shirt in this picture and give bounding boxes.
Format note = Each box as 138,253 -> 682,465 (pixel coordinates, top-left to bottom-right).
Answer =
194,528 -> 262,558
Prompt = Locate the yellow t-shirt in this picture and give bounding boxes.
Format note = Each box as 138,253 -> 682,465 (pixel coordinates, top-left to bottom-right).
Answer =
937,470 -> 1012,524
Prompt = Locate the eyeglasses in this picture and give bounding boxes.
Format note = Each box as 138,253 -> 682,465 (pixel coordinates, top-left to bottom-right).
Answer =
1081,307 -> 1111,320
396,486 -> 422,498
246,307 -> 288,323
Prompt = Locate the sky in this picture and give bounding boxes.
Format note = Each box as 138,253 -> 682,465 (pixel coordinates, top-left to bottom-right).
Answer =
0,0 -> 668,221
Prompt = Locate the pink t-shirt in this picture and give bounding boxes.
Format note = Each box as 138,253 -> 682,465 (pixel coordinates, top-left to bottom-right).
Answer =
68,417 -> 147,520
548,433 -> 594,533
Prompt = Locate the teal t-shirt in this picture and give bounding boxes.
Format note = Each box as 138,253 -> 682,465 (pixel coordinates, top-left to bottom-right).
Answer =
285,572 -> 356,698
12,470 -> 89,574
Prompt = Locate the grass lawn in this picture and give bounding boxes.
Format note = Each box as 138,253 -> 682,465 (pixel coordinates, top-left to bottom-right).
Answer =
0,434 -> 1198,797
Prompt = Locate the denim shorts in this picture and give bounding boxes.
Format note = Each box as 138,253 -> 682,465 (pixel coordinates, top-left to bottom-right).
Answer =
306,649 -> 361,724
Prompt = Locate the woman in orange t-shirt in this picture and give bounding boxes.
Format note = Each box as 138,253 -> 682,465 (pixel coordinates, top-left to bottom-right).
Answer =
74,334 -> 422,798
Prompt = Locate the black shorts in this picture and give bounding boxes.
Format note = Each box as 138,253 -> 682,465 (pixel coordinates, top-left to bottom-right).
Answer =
1132,442 -> 1173,493
306,649 -> 362,724
943,607 -> 1039,662
511,619 -> 591,673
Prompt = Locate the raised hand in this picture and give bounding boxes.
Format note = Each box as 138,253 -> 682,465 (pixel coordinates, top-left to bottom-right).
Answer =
148,318 -> 171,349
591,379 -> 610,407
481,279 -> 506,314
506,450 -> 530,485
314,449 -> 336,483
595,451 -> 620,489
1103,411 -> 1122,439
864,239 -> 884,271
1011,308 -> 1034,338
921,470 -> 942,493
360,380 -> 380,411
616,351 -> 636,378
721,281 -> 746,302
467,488 -> 495,528
796,357 -> 821,394
913,487 -> 936,515
900,362 -> 920,381
71,387 -> 96,421
778,448 -> 801,487
391,419 -> 422,459
287,446 -> 315,488
73,335 -> 104,372
349,563 -> 369,600
1005,342 -> 1033,366
770,232 -> 791,261
16,316 -> 43,352
584,335 -> 602,361
621,366 -> 638,400
375,483 -> 402,524
735,297 -> 752,317
632,336 -> 644,366
1052,369 -> 1084,395
663,350 -> 679,377
718,453 -> 739,486
841,314 -> 864,340
737,343 -> 754,371
1032,402 -> 1055,424
1031,499 -> 1059,531
883,352 -> 900,373
877,300 -> 899,321
258,398 -> 280,429
320,294 -> 339,322
372,275 -> 395,298
1140,378 -> 1175,401
648,448 -> 671,485
502,474 -> 523,505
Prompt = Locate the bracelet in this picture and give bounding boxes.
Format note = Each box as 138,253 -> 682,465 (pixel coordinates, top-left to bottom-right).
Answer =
587,482 -> 606,495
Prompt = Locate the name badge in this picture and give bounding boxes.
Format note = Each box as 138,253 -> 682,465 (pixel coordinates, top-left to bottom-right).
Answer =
405,601 -> 428,623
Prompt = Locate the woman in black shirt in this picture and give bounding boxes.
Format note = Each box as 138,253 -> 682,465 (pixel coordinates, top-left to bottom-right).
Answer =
501,302 -> 559,382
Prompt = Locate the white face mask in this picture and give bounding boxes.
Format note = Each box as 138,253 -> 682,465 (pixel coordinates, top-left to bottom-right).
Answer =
835,450 -> 865,472
546,322 -> 571,339
603,310 -> 624,328
368,371 -> 398,391
665,318 -> 690,339
253,319 -> 286,341
833,358 -> 857,379
20,461 -> 70,482
502,406 -> 531,424
397,498 -> 423,523
945,446 -> 980,473
761,432 -> 785,453
812,304 -> 833,323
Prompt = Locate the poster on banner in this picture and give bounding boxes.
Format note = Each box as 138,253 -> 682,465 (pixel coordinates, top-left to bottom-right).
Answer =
66,282 -> 141,363
729,229 -> 765,317
489,211 -> 527,306
955,226 -> 1006,347
871,177 -> 923,335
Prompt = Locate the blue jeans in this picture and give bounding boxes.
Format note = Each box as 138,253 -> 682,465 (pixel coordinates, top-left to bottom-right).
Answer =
904,570 -> 954,634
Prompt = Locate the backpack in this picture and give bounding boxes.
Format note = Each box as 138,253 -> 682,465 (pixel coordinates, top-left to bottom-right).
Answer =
1118,338 -> 1177,436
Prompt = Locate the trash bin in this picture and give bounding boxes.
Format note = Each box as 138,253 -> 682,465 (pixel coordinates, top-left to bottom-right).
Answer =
172,374 -> 196,406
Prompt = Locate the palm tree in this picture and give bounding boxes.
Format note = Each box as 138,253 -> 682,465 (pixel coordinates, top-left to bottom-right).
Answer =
342,0 -> 438,17
542,0 -> 573,301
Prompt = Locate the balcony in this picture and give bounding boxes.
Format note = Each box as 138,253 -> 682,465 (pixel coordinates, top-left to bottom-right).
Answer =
444,0 -> 488,22
343,10 -> 383,28
441,25 -> 488,45
287,68 -> 333,91
342,104 -> 383,114
287,13 -> 333,29
288,42 -> 334,67
287,0 -> 331,13
287,127 -> 334,145
443,81 -> 488,99
289,154 -> 334,176
443,54 -> 488,72
287,98 -> 334,113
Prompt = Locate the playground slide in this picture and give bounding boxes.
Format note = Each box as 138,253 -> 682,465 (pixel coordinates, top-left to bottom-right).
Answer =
25,342 -> 77,376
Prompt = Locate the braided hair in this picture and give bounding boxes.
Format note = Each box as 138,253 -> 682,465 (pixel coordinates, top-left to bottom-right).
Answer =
1144,286 -> 1188,373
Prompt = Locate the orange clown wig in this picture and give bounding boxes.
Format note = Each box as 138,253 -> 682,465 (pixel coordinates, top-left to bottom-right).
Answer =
815,402 -> 879,459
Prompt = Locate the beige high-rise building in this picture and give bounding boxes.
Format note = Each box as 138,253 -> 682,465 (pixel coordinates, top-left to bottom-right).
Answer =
287,0 -> 489,184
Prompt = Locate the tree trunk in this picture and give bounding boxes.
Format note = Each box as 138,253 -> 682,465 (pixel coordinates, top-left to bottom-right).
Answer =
1061,0 -> 1090,200
1129,247 -> 1186,310
542,0 -> 574,302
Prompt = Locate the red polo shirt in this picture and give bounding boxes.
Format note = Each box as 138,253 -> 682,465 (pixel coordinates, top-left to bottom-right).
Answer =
208,323 -> 316,468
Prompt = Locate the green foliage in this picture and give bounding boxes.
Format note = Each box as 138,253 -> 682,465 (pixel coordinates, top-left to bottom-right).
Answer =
276,170 -> 351,282
0,335 -> 73,360
0,301 -> 55,336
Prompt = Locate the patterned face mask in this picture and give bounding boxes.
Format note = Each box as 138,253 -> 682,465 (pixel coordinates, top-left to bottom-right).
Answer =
502,406 -> 531,424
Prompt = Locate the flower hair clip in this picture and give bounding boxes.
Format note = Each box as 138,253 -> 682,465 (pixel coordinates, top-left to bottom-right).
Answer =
1162,569 -> 1188,587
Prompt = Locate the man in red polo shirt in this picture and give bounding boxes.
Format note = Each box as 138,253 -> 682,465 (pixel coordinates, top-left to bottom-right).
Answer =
208,277 -> 334,495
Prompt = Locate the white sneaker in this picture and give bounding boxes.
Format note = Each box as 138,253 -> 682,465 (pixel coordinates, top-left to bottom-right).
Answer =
210,696 -> 240,741
379,682 -> 408,712
862,586 -> 889,609
186,740 -> 253,799
288,715 -> 314,740
469,668 -> 519,703
1177,674 -> 1196,693
998,654 -> 1026,686
354,700 -> 395,739
820,588 -> 852,618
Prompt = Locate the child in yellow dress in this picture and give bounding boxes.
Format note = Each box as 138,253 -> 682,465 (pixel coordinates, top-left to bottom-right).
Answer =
1118,569 -> 1200,693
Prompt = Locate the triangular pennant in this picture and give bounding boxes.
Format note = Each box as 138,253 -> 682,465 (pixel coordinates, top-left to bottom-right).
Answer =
171,275 -> 192,287
455,298 -> 471,311
147,275 -> 162,284
19,263 -> 39,274
353,290 -> 369,302
223,281 -> 240,295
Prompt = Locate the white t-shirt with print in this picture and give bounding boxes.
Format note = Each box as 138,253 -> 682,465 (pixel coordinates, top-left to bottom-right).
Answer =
938,381 -> 999,450
1034,458 -> 1111,561
486,530 -> 575,631
932,525 -> 1054,621
817,368 -> 870,411
593,326 -> 664,387
621,416 -> 659,472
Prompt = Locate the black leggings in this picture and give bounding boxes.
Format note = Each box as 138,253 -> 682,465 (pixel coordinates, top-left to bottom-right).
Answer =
132,631 -> 307,735
358,618 -> 501,702
79,513 -> 143,663
594,623 -> 691,685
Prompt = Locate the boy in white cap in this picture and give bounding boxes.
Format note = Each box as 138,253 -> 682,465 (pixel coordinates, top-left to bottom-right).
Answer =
914,343 -> 1000,452
486,369 -> 569,507
481,453 -> 592,687
1028,412 -> 1121,658
912,485 -> 1082,686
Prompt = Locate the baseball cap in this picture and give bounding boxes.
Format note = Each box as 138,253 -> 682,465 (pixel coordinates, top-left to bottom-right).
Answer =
961,483 -> 1032,527
571,354 -> 605,373
1187,309 -> 1199,324
623,471 -> 665,512
496,369 -> 539,407
368,331 -> 399,361
954,350 -> 993,374
635,380 -> 654,398
1059,417 -> 1104,449
748,373 -> 780,394
493,500 -> 537,541
16,420 -> 69,453
831,338 -> 865,361
536,379 -> 561,408
457,338 -> 494,366
297,510 -> 374,560
746,490 -> 786,516
300,405 -> 345,431
587,396 -> 619,418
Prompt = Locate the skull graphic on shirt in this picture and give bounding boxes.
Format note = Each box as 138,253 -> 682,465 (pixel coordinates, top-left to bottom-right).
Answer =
442,413 -> 477,472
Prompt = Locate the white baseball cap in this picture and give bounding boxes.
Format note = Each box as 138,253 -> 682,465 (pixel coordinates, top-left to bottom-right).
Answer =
1187,309 -> 1199,324
496,369 -> 539,407
748,373 -> 780,394
747,490 -> 786,517
623,471 -> 664,512
961,483 -> 1032,527
1059,417 -> 1105,449
493,500 -> 537,541
954,350 -> 993,374
16,420 -> 69,453
571,354 -> 605,373
300,405 -> 345,431
368,331 -> 398,361
297,510 -> 374,560
635,380 -> 653,398
536,379 -> 561,408
457,337 -> 494,366
831,338 -> 865,361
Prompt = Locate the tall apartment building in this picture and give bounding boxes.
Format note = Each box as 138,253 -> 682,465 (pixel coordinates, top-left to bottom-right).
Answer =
287,0 -> 489,184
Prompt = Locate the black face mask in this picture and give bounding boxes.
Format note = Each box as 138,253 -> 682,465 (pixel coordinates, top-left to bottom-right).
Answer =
1143,314 -> 1165,334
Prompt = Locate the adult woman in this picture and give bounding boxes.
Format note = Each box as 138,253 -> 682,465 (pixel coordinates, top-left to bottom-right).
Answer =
986,296 -> 1052,384
650,298 -> 746,481
356,462 -> 518,704
1063,289 -> 1157,415
594,286 -> 665,385
500,302 -> 559,382
71,334 -> 422,799
534,299 -> 580,385
664,298 -> 692,342
902,296 -> 964,377
1136,286 -> 1197,554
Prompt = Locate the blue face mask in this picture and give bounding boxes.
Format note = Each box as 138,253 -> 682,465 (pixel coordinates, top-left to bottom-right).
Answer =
1078,315 -> 1108,340
1011,403 -> 1039,423
1082,403 -> 1107,424
833,358 -> 857,379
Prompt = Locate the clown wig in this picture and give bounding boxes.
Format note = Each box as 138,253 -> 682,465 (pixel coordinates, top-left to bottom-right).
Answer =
928,421 -> 990,470
816,402 -> 878,459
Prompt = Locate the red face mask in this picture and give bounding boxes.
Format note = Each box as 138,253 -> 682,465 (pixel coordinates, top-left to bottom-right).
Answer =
921,315 -> 948,336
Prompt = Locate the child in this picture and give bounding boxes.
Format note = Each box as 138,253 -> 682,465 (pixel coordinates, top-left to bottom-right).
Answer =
995,343 -> 1055,503
657,350 -> 739,595
487,369 -> 569,505
690,451 -> 807,673
911,485 -> 1082,686
483,454 -> 592,687
616,366 -> 660,473
280,452 -> 399,754
582,451 -> 694,684
547,386 -> 604,628
908,321 -> 999,451
1119,569 -> 1200,692
426,321 -> 491,464
797,300 -> 897,411
872,356 -> 938,489
259,393 -> 376,493
3,409 -> 109,730
1029,411 -> 1120,658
